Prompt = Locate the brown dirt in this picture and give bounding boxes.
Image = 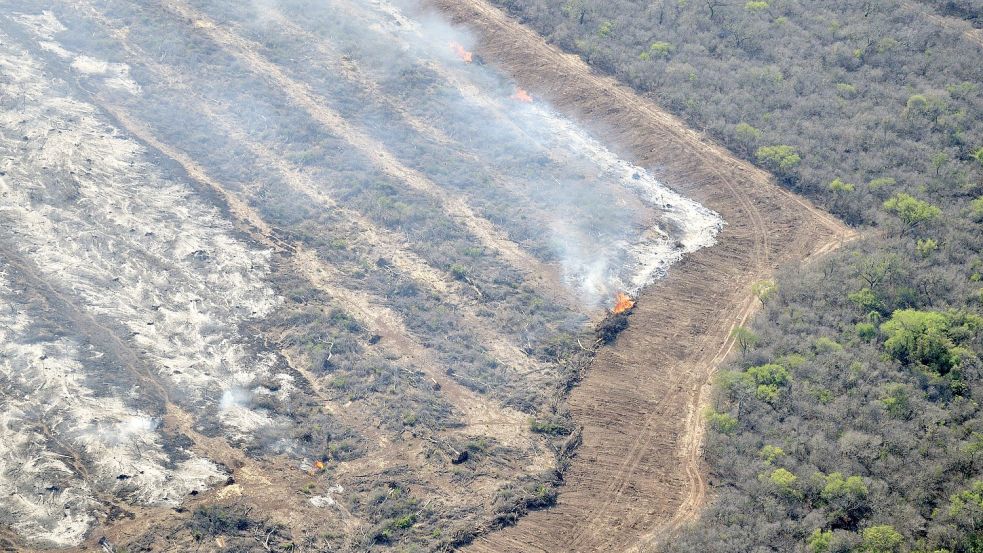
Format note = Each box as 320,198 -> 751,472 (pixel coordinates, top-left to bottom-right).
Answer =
423,0 -> 858,551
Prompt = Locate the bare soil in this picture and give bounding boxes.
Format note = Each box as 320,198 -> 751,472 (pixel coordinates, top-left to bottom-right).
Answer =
424,0 -> 858,550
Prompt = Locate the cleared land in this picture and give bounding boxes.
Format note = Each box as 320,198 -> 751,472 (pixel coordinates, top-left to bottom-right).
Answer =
0,0 -> 854,550
423,0 -> 857,551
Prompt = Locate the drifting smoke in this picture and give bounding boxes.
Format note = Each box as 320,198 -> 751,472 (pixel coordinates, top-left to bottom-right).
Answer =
234,0 -> 723,308
330,0 -> 722,307
219,387 -> 250,411
510,87 -> 533,103
108,415 -> 158,444
449,41 -> 473,63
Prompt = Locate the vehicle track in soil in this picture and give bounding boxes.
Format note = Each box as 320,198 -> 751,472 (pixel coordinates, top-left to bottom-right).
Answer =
424,0 -> 857,551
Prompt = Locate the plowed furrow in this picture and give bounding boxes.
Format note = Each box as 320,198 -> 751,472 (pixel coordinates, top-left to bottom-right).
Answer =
153,0 -> 559,293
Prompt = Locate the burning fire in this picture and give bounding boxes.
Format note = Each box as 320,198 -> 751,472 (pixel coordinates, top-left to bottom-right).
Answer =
449,41 -> 473,63
511,87 -> 533,103
612,292 -> 635,314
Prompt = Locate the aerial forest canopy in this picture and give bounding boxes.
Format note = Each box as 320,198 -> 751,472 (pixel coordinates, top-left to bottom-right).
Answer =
489,0 -> 983,551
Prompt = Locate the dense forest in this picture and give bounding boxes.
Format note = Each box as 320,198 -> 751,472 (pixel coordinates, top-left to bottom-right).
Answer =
488,0 -> 983,551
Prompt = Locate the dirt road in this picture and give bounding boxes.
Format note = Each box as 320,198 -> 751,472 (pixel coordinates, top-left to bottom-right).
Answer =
425,0 -> 857,550
902,1 -> 983,49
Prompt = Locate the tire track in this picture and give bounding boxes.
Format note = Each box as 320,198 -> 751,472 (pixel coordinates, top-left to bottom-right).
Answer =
422,1 -> 773,548
426,0 -> 857,550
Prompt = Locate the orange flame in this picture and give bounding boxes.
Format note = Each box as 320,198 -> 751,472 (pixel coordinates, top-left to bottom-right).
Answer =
612,292 -> 635,314
313,460 -> 325,472
449,41 -> 473,63
511,87 -> 533,103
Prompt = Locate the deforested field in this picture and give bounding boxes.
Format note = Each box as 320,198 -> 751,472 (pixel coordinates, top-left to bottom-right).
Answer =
0,0 -> 848,551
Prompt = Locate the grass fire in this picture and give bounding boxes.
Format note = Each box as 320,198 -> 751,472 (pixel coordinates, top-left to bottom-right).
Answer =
612,291 -> 635,314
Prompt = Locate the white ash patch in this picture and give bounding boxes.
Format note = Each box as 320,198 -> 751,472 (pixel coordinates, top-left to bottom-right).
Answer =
70,54 -> 111,74
15,10 -> 141,95
0,31 -> 282,545
309,484 -> 344,508
0,272 -> 225,547
11,10 -> 66,40
69,55 -> 141,94
38,40 -> 72,58
0,36 -> 280,409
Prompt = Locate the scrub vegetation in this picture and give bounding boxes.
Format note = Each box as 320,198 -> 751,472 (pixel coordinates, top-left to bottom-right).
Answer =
486,0 -> 983,550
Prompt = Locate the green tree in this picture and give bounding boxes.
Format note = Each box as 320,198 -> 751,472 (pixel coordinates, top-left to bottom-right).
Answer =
821,473 -> 868,503
943,480 -> 983,551
759,444 -> 785,463
849,288 -> 882,312
829,178 -> 855,210
820,472 -> 869,524
971,196 -> 983,219
868,177 -> 896,190
735,121 -> 763,142
856,322 -> 877,340
859,525 -> 904,553
807,529 -> 833,553
879,309 -> 975,374
881,384 -> 912,418
932,152 -> 949,175
881,310 -> 953,372
743,363 -> 791,403
829,177 -> 855,193
752,279 -> 777,302
648,41 -> 672,56
731,325 -> 759,357
765,468 -> 800,498
973,146 -> 983,166
746,363 -> 790,386
915,238 -> 938,257
735,122 -> 763,155
706,409 -> 738,434
947,480 -> 983,517
561,0 -> 589,24
597,20 -> 614,37
756,145 -> 802,180
883,193 -> 941,236
905,93 -> 946,124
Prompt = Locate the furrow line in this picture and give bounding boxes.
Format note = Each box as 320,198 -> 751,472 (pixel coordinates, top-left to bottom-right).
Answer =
157,0 -> 559,292
94,99 -> 538,451
73,2 -> 546,377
